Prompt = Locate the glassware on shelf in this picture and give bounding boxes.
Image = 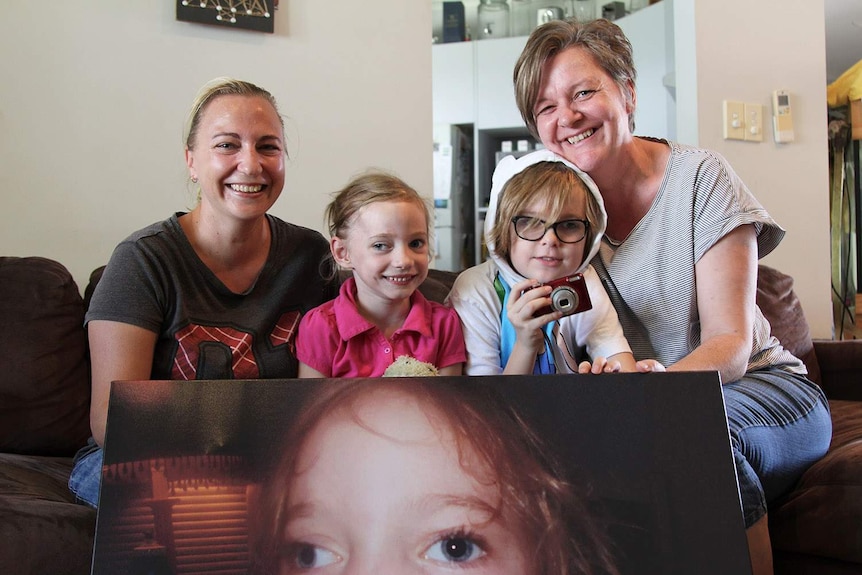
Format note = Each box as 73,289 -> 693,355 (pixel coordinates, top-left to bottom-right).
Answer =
572,0 -> 595,21
477,0 -> 510,39
601,1 -> 626,20
536,4 -> 565,26
510,0 -> 535,37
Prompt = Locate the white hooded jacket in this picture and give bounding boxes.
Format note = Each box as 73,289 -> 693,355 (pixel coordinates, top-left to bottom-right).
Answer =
446,149 -> 631,375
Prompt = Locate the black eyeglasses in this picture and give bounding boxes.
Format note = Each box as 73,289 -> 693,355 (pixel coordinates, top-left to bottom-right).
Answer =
511,216 -> 590,244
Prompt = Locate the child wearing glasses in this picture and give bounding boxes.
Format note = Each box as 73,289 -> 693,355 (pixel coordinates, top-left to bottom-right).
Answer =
448,149 -> 663,375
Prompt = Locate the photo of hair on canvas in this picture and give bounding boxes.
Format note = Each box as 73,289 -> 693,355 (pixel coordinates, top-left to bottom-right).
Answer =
92,374 -> 752,575
176,0 -> 277,33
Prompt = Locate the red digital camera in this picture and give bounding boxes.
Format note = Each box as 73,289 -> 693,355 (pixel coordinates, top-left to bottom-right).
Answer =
531,274 -> 592,318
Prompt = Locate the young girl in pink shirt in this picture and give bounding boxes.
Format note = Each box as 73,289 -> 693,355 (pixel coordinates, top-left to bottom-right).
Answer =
295,172 -> 466,378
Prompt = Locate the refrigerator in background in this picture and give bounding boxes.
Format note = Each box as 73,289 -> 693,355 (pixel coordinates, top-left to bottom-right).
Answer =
432,124 -> 474,271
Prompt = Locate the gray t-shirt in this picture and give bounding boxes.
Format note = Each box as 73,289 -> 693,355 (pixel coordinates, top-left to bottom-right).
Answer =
86,213 -> 337,380
592,139 -> 805,375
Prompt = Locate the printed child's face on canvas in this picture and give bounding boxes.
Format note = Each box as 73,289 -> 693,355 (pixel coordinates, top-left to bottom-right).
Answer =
277,387 -> 532,575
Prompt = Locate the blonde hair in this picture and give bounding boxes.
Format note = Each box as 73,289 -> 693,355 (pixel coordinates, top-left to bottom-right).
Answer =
326,171 -> 431,239
184,77 -> 284,151
488,161 -> 601,266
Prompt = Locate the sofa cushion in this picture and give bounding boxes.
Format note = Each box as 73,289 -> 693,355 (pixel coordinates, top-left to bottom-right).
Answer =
756,265 -> 822,385
770,399 -> 862,564
419,268 -> 459,304
0,257 -> 91,456
0,452 -> 96,575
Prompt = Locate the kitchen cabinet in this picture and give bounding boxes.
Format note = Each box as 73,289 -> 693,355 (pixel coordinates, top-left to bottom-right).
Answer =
475,37 -> 527,129
432,41 -> 475,125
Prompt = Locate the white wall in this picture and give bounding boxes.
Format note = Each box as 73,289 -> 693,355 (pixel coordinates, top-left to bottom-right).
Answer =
673,0 -> 832,337
0,1 -> 836,338
0,2 -> 432,293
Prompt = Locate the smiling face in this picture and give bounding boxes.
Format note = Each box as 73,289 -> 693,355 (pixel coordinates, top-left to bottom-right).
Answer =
278,387 -> 532,575
185,94 -> 285,222
331,199 -> 430,311
533,46 -> 634,173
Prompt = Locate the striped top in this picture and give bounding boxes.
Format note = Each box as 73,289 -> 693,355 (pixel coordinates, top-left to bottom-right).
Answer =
592,139 -> 806,376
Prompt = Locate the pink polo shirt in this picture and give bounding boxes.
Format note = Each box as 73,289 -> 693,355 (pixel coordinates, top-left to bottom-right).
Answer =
295,277 -> 467,378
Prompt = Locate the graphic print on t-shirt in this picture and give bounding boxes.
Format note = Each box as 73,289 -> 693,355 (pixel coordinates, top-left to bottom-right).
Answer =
171,310 -> 301,379
270,310 -> 302,357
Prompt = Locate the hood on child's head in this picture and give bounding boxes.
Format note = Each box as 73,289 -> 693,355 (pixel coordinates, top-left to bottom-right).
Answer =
484,149 -> 607,284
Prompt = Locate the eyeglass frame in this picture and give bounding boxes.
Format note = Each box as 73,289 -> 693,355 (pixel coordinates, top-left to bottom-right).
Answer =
510,215 -> 590,244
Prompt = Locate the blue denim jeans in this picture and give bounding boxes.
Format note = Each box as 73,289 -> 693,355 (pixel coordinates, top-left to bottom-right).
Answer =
68,440 -> 103,508
724,368 -> 832,527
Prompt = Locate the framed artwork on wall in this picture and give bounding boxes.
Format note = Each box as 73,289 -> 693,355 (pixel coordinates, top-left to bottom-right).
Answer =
176,0 -> 277,33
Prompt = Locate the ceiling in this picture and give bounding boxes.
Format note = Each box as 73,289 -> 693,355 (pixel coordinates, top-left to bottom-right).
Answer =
825,0 -> 862,83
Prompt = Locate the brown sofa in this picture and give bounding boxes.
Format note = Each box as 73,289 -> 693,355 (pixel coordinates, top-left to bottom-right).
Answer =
0,256 -> 860,575
756,266 -> 862,574
0,257 -> 96,575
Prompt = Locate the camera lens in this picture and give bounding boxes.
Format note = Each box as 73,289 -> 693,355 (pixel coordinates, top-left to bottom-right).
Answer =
551,286 -> 578,313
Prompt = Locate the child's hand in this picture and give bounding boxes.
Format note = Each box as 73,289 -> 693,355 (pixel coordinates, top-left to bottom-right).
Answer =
577,357 -> 623,374
506,278 -> 560,352
635,359 -> 666,372
575,353 -> 664,374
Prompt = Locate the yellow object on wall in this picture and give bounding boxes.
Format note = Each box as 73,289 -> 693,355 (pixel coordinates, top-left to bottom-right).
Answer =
827,59 -> 862,108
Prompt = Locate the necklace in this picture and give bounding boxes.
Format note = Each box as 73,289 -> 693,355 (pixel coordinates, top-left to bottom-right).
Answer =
604,235 -> 623,247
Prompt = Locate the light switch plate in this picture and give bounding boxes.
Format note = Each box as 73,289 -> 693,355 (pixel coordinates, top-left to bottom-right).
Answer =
723,101 -> 745,140
744,103 -> 763,142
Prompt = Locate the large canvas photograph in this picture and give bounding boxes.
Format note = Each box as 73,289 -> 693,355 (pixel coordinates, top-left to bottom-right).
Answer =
92,374 -> 751,575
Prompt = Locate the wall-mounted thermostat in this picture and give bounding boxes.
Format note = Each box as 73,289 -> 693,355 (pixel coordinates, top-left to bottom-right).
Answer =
772,90 -> 795,143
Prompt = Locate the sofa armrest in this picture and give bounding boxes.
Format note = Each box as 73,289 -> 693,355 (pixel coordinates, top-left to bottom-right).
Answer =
812,339 -> 862,401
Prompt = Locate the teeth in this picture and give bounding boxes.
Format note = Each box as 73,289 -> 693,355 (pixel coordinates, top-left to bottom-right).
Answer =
387,276 -> 412,284
567,129 -> 594,145
230,184 -> 263,193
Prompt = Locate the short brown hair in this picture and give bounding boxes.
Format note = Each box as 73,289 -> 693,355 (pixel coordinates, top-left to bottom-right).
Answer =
514,18 -> 636,138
